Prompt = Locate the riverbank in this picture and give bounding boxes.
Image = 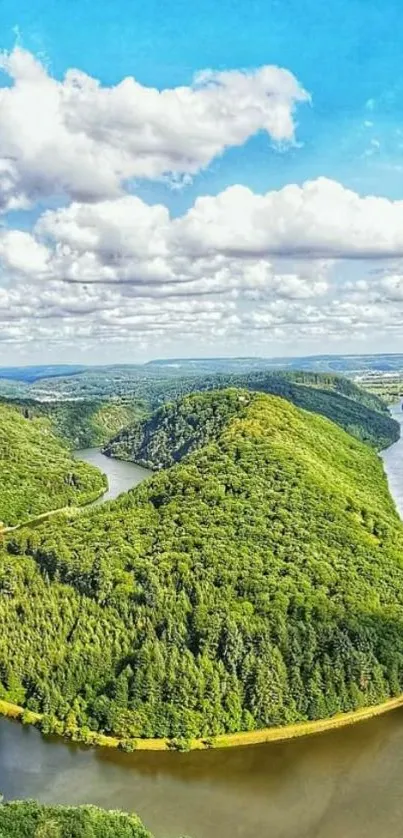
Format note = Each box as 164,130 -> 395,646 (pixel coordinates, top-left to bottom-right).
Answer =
0,447 -> 151,535
2,693 -> 403,752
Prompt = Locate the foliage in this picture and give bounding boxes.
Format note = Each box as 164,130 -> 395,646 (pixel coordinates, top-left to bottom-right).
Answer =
0,799 -> 153,837
103,390 -> 253,467
1,391 -> 403,742
0,398 -> 147,449
104,384 -> 397,469
2,364 -> 396,450
18,364 -> 387,414
354,373 -> 403,405
0,404 -> 106,526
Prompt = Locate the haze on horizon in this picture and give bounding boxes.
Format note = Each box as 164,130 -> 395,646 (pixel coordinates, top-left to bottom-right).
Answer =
0,0 -> 403,366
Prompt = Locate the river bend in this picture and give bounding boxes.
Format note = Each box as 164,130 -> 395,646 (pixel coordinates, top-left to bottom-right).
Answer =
2,414 -> 403,838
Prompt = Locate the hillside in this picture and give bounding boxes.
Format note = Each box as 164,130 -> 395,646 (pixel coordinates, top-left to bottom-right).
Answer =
0,397 -> 147,449
1,365 -> 397,451
0,404 -> 106,526
2,391 -> 403,744
0,800 -> 154,838
104,382 -> 398,467
103,390 -> 253,468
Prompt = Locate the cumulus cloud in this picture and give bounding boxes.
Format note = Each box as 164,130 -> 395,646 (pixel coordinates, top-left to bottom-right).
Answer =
0,229 -> 49,275
27,178 -> 403,294
2,177 -> 403,354
0,47 -> 308,210
176,177 -> 403,258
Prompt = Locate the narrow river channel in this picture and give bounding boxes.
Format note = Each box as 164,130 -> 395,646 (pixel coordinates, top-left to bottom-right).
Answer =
73,447 -> 151,504
2,414 -> 403,838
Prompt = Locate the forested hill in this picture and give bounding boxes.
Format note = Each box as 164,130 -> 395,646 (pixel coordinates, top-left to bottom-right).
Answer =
234,370 -> 388,414
103,390 -> 253,468
0,404 -> 106,526
0,396 -> 147,449
104,382 -> 398,467
0,800 -> 155,838
3,392 -> 403,744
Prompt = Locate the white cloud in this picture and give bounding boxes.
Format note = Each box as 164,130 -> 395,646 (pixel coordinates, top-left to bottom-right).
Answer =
0,47 -> 308,210
2,177 -> 403,355
32,194 -> 332,298
176,177 -> 403,258
0,229 -> 49,274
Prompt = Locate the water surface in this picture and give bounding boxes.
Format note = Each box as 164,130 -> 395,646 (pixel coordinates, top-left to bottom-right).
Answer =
2,710 -> 403,838
380,403 -> 403,517
74,448 -> 151,504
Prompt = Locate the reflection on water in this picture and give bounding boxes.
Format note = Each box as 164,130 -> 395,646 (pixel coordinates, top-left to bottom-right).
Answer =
74,448 -> 151,504
2,709 -> 403,838
1,419 -> 403,837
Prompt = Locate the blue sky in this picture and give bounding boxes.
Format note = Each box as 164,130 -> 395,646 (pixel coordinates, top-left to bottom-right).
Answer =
3,0 -> 403,207
0,0 -> 402,362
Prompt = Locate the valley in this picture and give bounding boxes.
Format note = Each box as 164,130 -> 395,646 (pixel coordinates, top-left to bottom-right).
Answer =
1,364 -> 403,838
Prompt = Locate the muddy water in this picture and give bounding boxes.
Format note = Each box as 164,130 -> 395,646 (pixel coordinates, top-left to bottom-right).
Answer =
2,708 -> 403,838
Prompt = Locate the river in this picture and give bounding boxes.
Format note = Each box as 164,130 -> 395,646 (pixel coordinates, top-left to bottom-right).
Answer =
380,403 -> 403,517
73,448 -> 151,504
2,416 -> 403,838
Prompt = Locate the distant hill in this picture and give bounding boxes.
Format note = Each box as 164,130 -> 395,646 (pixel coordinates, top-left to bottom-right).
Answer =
2,391 -> 403,743
0,397 -> 147,449
2,368 -> 396,452
104,376 -> 399,464
1,353 -> 403,387
0,364 -> 88,383
0,403 -> 106,526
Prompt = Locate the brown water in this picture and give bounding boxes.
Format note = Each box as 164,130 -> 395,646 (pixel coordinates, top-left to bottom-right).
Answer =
2,709 -> 403,838
2,415 -> 403,837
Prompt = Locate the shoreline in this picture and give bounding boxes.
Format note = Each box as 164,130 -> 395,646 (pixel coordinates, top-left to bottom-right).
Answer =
2,693 -> 403,752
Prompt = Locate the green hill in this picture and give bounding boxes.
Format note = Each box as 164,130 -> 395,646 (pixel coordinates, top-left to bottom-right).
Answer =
2,391 -> 403,743
103,390 -> 253,468
0,800 -> 155,838
0,404 -> 106,526
0,397 -> 147,449
104,382 -> 398,468
2,368 -> 396,450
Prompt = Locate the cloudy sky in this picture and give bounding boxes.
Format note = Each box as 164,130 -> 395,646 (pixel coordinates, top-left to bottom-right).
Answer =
0,0 -> 403,364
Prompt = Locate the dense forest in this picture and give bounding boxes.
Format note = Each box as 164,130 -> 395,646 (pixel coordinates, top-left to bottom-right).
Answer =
103,390 -> 253,468
0,800 -> 169,838
1,354 -> 402,391
2,368 -> 396,453
0,397 -> 147,449
0,404 -> 106,526
104,382 -> 398,466
2,391 -> 403,745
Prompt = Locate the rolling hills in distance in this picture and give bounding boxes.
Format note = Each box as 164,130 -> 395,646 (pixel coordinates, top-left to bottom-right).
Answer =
1,352 -> 403,390
1,388 -> 403,748
0,396 -> 147,450
0,366 -> 399,452
103,374 -> 399,462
